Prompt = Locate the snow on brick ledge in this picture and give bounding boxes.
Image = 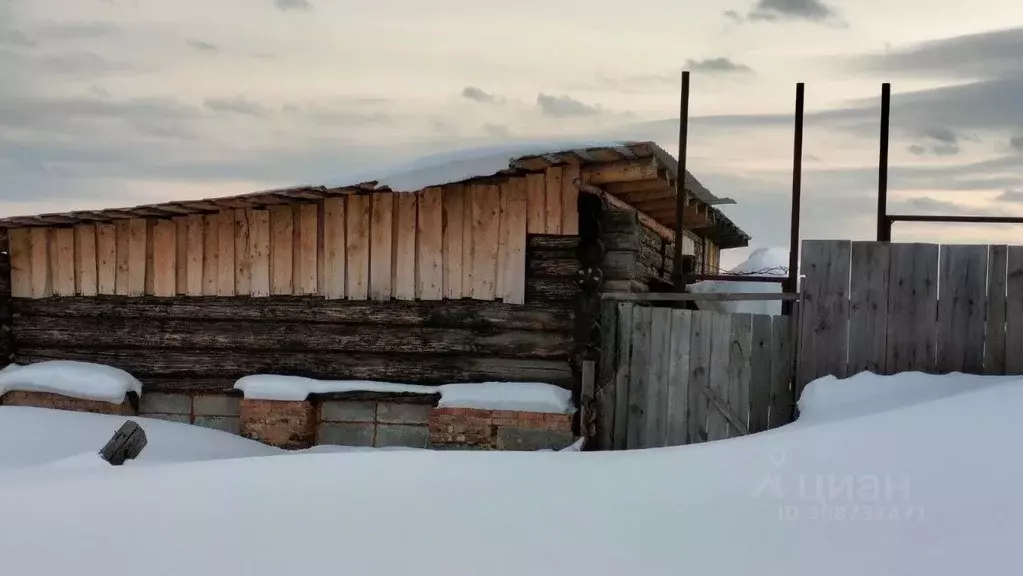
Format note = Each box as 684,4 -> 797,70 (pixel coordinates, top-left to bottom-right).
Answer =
0,391 -> 135,416
234,375 -> 575,415
0,361 -> 142,404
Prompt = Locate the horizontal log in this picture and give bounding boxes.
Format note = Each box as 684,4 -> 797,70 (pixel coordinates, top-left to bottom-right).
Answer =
15,349 -> 575,389
602,292 -> 798,302
13,296 -> 573,332
528,234 -> 580,251
13,316 -> 573,359
139,377 -> 443,401
529,257 -> 578,277
581,159 -> 659,185
526,278 -> 577,302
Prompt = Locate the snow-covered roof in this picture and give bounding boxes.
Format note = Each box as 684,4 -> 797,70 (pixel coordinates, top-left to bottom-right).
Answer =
0,141 -> 748,246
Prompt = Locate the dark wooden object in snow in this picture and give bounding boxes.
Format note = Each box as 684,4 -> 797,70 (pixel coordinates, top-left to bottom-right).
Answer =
99,420 -> 147,465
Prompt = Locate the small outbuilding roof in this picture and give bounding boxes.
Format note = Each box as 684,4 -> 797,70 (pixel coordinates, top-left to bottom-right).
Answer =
0,141 -> 749,248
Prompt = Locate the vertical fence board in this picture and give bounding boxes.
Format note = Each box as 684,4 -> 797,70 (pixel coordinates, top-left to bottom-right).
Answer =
796,240 -> 851,393
30,228 -> 53,298
393,193 -> 418,300
886,243 -> 939,373
417,188 -> 444,301
9,229 -> 32,298
217,211 -> 236,296
937,244 -> 988,373
986,245 -> 1008,374
1007,247 -> 1023,373
184,216 -> 204,297
644,307 -> 672,447
151,220 -> 177,297
127,218 -> 147,297
51,227 -> 75,297
461,186 -> 475,297
613,302 -> 634,450
499,179 -> 527,304
727,313 -> 753,438
544,167 -> 563,235
346,195 -> 371,300
665,309 -> 692,445
769,314 -> 795,428
560,163 -> 580,236
369,193 -> 394,300
294,203 -> 319,296
234,210 -> 251,296
597,301 -> 619,451
526,173 -> 546,235
97,223 -> 118,296
687,311 -> 712,444
471,185 -> 500,300
626,305 -> 651,450
248,210 -> 271,298
173,218 -> 187,295
705,312 -> 732,441
74,224 -> 98,297
848,241 -> 890,374
145,220 -> 155,296
748,314 -> 773,433
442,185 -> 465,299
322,198 -> 346,300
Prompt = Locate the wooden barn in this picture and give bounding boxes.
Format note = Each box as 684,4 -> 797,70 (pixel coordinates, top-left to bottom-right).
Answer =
0,141 -> 749,409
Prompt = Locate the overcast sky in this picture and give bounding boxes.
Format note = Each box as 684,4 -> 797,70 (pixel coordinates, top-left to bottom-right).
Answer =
3,0 -> 1023,267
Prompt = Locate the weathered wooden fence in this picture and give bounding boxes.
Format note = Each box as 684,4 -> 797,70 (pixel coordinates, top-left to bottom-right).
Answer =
595,302 -> 795,450
798,240 -> 1023,394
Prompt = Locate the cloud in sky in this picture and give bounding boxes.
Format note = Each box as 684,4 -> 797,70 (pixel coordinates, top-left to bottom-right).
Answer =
4,0 -> 1023,257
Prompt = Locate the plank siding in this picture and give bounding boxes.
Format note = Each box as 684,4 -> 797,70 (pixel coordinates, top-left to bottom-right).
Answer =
293,203 -> 318,296
234,210 -> 251,296
346,195 -> 371,300
201,215 -> 219,297
442,185 -> 465,300
1007,247 -> 1023,374
269,205 -> 294,296
471,185 -> 500,300
544,166 -> 563,235
174,218 -> 187,295
127,218 -> 147,297
560,163 -> 580,235
150,220 -> 177,297
499,178 -> 527,304
525,173 -> 546,235
393,193 -> 417,300
9,229 -> 31,298
322,197 -> 346,300
217,211 -> 236,297
885,243 -> 939,373
184,215 -> 204,297
30,227 -> 52,298
51,227 -> 75,297
248,210 -> 271,298
986,245 -> 1008,374
417,188 -> 443,300
369,193 -> 394,300
74,225 -> 98,297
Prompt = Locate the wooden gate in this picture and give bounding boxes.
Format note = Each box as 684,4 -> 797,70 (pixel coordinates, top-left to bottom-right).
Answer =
594,302 -> 796,450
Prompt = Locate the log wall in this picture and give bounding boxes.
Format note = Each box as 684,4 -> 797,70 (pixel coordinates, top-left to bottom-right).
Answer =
601,210 -> 706,292
7,170 -> 578,305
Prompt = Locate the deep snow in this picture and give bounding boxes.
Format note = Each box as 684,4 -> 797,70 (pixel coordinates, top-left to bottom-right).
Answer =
0,361 -> 141,403
0,371 -> 1016,575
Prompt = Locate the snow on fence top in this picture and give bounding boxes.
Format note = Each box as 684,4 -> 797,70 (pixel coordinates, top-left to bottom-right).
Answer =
234,375 -> 575,414
0,361 -> 142,404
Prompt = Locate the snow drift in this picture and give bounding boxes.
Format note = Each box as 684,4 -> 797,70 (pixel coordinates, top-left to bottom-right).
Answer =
0,371 -> 1018,575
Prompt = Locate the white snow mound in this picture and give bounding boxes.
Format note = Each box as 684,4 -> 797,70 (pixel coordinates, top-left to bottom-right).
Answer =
0,372 -> 1020,575
689,247 -> 788,315
0,360 -> 141,403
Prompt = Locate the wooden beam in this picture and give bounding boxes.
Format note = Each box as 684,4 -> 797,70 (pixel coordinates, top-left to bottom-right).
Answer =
580,159 -> 659,185
617,189 -> 675,204
574,179 -> 675,244
602,292 -> 799,302
603,180 -> 669,195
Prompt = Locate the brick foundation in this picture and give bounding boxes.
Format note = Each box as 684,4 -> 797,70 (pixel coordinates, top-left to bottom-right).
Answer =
239,399 -> 318,449
429,407 -> 573,450
0,391 -> 135,415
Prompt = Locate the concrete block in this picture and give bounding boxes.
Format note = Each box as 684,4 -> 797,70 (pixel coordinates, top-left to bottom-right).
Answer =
139,393 -> 190,415
318,422 -> 374,447
144,413 -> 190,424
320,400 -> 376,423
375,424 -> 429,448
377,402 -> 430,425
495,427 -> 574,451
194,416 -> 241,434
194,395 -> 240,417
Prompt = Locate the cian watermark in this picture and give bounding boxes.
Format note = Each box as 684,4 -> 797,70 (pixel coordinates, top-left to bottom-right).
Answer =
754,449 -> 925,523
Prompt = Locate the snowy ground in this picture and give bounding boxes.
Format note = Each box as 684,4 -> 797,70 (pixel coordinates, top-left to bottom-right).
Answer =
0,371 -> 1016,575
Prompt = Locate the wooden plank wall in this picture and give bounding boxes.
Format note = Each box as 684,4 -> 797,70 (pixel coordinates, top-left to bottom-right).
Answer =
7,175 -> 572,305
595,303 -> 794,449
797,240 -> 1023,396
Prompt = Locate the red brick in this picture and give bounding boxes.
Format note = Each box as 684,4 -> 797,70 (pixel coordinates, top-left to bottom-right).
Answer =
1,391 -> 135,416
489,410 -> 520,420
516,411 -> 546,421
239,399 -> 318,449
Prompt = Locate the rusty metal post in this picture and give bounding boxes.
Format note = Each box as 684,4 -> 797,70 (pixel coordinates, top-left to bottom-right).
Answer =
877,83 -> 891,241
783,83 -> 804,316
672,70 -> 690,290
